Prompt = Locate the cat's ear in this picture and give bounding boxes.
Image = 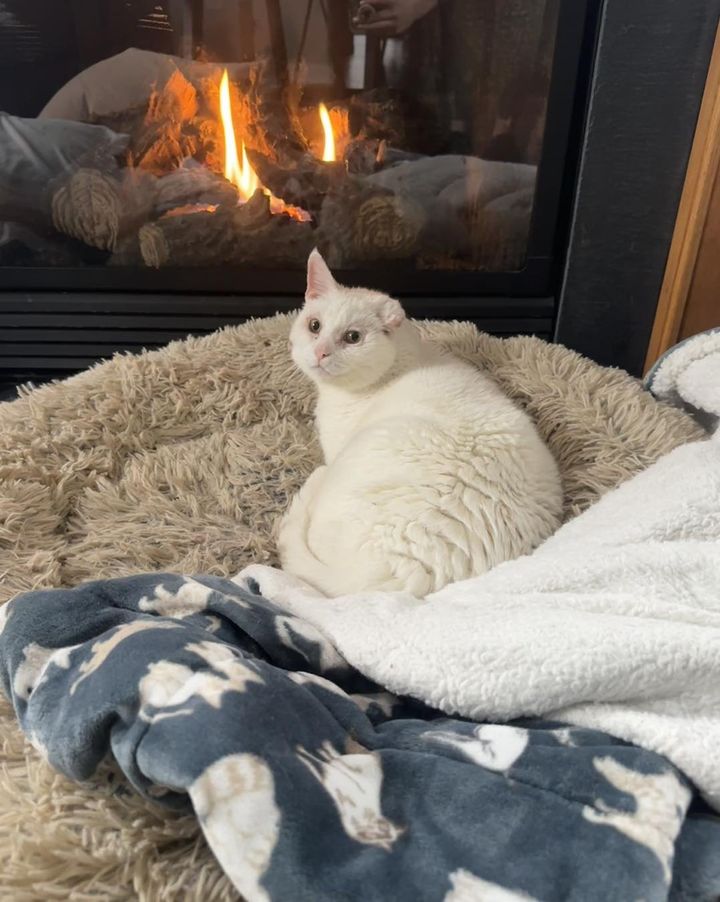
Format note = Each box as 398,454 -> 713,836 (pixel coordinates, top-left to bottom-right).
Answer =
306,248 -> 336,301
379,297 -> 406,332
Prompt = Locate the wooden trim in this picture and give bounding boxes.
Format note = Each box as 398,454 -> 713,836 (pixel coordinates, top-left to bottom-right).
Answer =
679,164 -> 720,339
645,23 -> 720,372
556,0 -> 720,376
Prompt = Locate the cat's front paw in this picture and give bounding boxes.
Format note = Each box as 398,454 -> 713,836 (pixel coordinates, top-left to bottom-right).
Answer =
232,564 -> 318,604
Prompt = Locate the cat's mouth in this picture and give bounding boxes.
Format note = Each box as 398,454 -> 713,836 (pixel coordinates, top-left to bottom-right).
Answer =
310,360 -> 334,376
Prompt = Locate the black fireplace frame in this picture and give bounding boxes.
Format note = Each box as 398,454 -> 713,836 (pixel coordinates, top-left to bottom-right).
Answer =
556,0 -> 720,375
0,0 -> 718,378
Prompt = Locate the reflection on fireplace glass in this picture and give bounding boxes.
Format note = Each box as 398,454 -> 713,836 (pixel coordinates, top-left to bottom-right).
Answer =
0,1 -> 559,273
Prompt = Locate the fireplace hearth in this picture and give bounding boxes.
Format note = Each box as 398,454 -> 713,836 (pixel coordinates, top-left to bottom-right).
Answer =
0,1 -> 717,378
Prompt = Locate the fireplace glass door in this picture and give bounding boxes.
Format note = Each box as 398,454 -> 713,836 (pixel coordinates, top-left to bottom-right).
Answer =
0,0 -> 584,296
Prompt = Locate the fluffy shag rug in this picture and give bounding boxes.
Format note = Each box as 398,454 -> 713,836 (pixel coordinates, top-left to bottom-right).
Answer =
0,315 -> 704,900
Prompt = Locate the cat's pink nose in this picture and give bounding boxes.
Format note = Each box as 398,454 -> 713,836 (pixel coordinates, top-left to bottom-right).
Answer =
314,347 -> 330,363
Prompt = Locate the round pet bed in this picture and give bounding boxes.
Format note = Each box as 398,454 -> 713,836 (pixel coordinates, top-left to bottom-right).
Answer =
0,316 -> 703,900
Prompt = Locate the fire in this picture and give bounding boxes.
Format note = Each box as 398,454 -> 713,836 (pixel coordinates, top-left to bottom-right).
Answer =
319,103 -> 336,163
219,68 -> 310,221
239,142 -> 260,198
220,69 -> 260,200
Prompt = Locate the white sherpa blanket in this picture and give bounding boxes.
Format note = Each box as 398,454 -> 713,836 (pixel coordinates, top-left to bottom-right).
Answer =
239,334 -> 720,812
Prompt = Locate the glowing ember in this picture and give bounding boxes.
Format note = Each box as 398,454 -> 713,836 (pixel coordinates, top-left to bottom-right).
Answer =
219,68 -> 310,222
162,203 -> 219,218
319,103 -> 336,162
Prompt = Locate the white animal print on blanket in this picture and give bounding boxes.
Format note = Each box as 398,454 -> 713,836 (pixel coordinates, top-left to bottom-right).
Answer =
583,757 -> 691,881
13,641 -> 77,701
276,615 -> 346,672
444,869 -> 538,901
425,724 -> 528,772
191,753 -> 280,902
137,641 -> 266,723
138,579 -> 215,618
0,599 -> 12,638
552,728 -> 578,748
70,621 -> 183,695
138,659 -> 196,721
297,741 -> 404,850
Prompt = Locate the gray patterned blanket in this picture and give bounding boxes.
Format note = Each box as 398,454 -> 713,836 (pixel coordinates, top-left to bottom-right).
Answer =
2,573 -> 719,902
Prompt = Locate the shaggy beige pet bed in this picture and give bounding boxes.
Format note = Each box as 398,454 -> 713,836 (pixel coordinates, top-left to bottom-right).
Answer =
0,315 -> 703,900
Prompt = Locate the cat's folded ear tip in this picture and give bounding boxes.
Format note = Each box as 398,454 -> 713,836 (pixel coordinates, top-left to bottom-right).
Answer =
380,297 -> 406,330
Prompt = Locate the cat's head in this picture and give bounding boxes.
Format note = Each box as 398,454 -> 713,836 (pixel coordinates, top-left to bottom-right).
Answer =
290,249 -> 406,390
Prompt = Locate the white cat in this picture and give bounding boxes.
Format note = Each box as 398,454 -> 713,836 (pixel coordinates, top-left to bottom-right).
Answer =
278,249 -> 562,597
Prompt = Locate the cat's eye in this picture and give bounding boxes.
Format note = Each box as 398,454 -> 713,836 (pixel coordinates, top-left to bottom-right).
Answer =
308,318 -> 321,334
344,330 -> 361,344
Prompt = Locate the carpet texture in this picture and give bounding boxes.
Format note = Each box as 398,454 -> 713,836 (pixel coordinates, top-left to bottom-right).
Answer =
0,315 -> 704,900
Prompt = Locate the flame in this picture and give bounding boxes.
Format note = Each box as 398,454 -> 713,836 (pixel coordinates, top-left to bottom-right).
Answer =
219,68 -> 310,221
240,142 -> 260,198
319,103 -> 335,162
220,69 -> 259,200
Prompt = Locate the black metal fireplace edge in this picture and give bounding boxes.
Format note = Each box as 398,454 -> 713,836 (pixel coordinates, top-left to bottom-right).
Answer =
555,0 -> 720,377
0,293 -> 555,376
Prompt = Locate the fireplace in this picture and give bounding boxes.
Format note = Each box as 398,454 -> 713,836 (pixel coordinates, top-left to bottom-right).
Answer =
0,1 -> 717,378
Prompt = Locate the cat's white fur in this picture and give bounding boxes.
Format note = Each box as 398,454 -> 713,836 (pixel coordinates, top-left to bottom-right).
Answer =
279,249 -> 562,597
